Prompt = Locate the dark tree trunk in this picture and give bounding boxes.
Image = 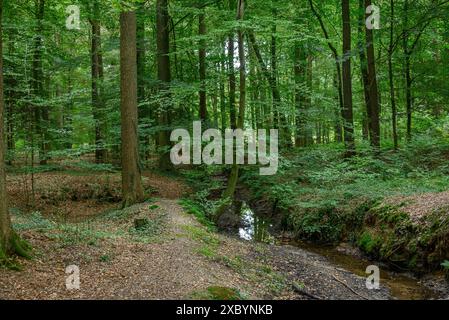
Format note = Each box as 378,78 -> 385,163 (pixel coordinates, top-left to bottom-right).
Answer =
0,0 -> 30,260
388,0 -> 398,149
32,0 -> 47,165
248,31 -> 291,146
0,0 -> 12,256
156,0 -> 173,170
308,0 -> 344,145
90,0 -> 107,163
294,44 -> 307,147
222,0 -> 245,201
198,11 -> 207,122
341,0 -> 356,157
5,32 -> 15,164
365,0 -> 381,149
220,43 -> 227,130
228,34 -> 236,129
358,0 -> 371,142
120,10 -> 144,207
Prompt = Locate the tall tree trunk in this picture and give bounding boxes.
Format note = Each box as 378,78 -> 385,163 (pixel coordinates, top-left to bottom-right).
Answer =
308,0 -> 344,145
294,44 -> 307,147
358,0 -> 371,142
32,0 -> 47,165
365,0 -> 380,149
120,10 -> 144,207
248,31 -> 290,146
228,34 -> 236,129
136,3 -> 151,163
341,0 -> 356,156
0,0 -> 30,260
156,0 -> 173,170
90,0 -> 107,163
271,5 -> 279,129
136,4 -> 146,105
220,43 -> 227,130
222,0 -> 245,201
403,0 -> 413,141
5,32 -> 15,165
198,11 -> 207,122
306,55 -> 314,146
0,0 -> 12,257
333,72 -> 343,142
388,0 -> 398,150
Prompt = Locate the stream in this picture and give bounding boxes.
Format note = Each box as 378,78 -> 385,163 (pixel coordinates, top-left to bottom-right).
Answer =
236,201 -> 442,300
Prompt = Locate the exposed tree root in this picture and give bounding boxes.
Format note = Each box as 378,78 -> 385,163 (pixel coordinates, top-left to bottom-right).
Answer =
0,232 -> 32,270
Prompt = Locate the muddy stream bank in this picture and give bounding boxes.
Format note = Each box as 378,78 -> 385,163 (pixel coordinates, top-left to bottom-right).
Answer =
229,200 -> 446,300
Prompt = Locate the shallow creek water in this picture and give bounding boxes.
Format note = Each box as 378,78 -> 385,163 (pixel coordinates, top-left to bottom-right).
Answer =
237,201 -> 441,300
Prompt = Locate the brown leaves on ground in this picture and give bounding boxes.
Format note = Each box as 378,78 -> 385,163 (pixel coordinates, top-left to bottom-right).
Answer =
6,171 -> 189,221
384,191 -> 449,223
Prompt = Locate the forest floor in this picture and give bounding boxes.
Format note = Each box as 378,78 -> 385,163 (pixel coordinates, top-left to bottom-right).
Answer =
0,169 -> 396,300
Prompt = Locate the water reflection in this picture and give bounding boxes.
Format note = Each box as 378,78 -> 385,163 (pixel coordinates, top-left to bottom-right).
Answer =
238,201 -> 274,243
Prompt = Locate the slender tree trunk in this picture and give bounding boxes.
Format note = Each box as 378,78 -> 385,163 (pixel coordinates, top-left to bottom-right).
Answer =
333,72 -> 342,142
306,55 -> 314,146
271,5 -> 279,129
156,0 -> 173,170
248,31 -> 290,146
308,0 -> 344,145
90,0 -> 107,163
358,0 -> 371,142
341,0 -> 355,157
220,44 -> 227,130
198,11 -> 207,122
388,0 -> 398,150
403,0 -> 413,141
228,34 -> 236,129
32,0 -> 47,165
365,0 -> 380,149
120,10 -> 144,207
222,0 -> 245,201
5,32 -> 15,164
294,44 -> 307,147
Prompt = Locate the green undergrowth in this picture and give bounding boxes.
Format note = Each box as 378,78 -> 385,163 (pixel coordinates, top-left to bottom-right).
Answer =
179,165 -> 228,231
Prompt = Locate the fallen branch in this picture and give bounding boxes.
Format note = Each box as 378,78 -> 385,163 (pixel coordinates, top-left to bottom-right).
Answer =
292,282 -> 322,300
331,274 -> 369,300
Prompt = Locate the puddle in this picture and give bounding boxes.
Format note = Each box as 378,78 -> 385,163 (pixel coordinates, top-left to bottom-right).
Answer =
236,200 -> 442,300
238,201 -> 275,243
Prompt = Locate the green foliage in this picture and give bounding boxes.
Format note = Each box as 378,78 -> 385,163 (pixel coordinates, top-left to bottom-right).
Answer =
179,198 -> 216,231
357,231 -> 382,255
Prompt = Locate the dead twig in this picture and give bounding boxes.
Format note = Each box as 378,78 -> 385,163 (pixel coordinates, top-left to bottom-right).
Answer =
292,282 -> 322,300
331,274 -> 369,300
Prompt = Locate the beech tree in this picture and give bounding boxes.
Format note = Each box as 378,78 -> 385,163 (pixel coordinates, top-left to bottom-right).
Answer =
120,8 -> 144,206
341,0 -> 355,156
0,0 -> 30,261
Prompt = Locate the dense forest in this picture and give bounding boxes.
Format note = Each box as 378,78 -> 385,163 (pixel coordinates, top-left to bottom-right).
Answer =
1,0 -> 449,300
